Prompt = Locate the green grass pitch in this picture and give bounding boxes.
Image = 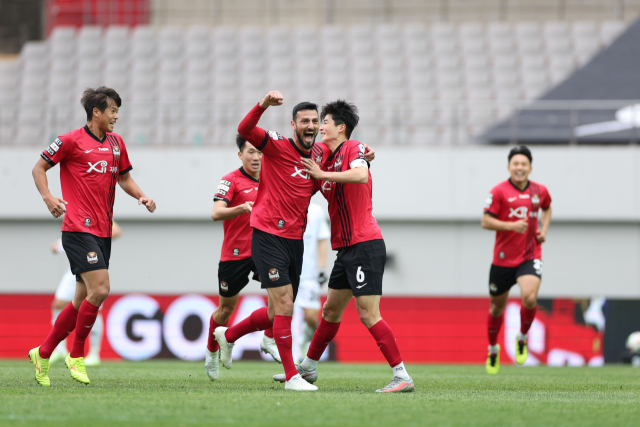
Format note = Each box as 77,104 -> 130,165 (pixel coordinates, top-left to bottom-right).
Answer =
1,360 -> 639,427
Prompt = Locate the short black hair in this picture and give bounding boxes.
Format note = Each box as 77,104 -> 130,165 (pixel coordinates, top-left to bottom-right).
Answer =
508,145 -> 532,164
81,86 -> 121,121
292,101 -> 318,121
236,134 -> 247,152
320,100 -> 359,139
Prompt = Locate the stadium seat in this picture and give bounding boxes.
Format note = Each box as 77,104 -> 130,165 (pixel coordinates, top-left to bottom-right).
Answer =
49,26 -> 77,60
103,26 -> 130,59
185,26 -> 211,59
158,26 -> 185,59
600,21 -> 626,45
130,26 -> 157,59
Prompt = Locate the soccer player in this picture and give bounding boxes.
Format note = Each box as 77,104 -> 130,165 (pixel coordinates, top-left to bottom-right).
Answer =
214,91 -> 374,391
48,221 -> 122,366
296,202 -> 330,357
204,134 -> 281,381
481,145 -> 552,374
284,100 -> 415,393
29,87 -> 156,386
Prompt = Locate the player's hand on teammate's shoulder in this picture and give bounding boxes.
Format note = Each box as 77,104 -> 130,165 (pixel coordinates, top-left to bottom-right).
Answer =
511,219 -> 528,234
301,157 -> 324,180
259,91 -> 284,109
138,197 -> 156,213
44,196 -> 67,219
241,201 -> 254,214
536,228 -> 546,243
364,144 -> 375,162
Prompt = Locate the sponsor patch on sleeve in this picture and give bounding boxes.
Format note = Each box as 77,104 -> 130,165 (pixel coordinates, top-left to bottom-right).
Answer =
267,130 -> 284,140
484,193 -> 494,209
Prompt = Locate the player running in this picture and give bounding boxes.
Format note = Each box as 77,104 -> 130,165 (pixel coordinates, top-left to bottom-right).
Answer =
280,100 -> 415,393
48,221 -> 122,366
204,134 -> 281,381
29,87 -> 155,386
214,91 -> 374,391
481,145 -> 552,374
295,202 -> 330,358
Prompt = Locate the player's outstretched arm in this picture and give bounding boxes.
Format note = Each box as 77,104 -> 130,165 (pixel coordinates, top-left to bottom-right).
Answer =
537,206 -> 552,243
301,158 -> 368,184
481,213 -> 528,234
118,172 -> 156,213
211,200 -> 253,221
32,157 -> 67,218
238,91 -> 283,145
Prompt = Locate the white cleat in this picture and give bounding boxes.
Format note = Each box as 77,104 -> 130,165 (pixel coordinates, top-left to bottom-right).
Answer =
285,374 -> 318,391
260,335 -> 282,363
214,327 -> 234,369
84,353 -> 101,367
205,349 -> 220,381
375,376 -> 415,393
273,364 -> 317,383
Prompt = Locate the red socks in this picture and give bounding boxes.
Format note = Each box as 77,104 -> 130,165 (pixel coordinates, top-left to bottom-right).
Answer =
487,312 -> 504,346
39,302 -> 78,359
307,318 -> 340,361
70,300 -> 100,358
225,307 -> 272,343
273,315 -> 297,381
207,315 -> 226,352
368,319 -> 402,367
520,305 -> 537,335
264,328 -> 274,339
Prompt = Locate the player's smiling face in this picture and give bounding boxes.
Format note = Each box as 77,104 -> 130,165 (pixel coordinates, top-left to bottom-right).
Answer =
319,114 -> 345,144
291,110 -> 319,150
508,154 -> 532,186
238,142 -> 262,175
95,98 -> 119,133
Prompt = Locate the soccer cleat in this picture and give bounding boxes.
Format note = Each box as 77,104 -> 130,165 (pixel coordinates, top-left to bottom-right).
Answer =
260,335 -> 282,363
28,347 -> 51,387
65,354 -> 90,384
205,349 -> 220,381
49,350 -> 67,365
375,377 -> 415,393
516,337 -> 528,365
214,327 -> 234,369
273,364 -> 317,384
486,344 -> 500,374
84,353 -> 101,367
284,374 -> 318,391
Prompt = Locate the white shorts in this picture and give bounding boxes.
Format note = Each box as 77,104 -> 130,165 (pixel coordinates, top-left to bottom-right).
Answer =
296,279 -> 321,310
54,269 -> 77,302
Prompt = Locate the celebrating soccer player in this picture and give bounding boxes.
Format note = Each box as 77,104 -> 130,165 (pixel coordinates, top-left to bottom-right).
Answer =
29,87 -> 156,386
214,91 -> 374,391
481,146 -> 552,374
204,134 -> 281,381
278,100 -> 415,393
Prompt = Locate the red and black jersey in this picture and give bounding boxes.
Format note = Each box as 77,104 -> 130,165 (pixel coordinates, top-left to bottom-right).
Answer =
40,125 -> 132,238
484,179 -> 552,267
238,104 -> 316,240
214,167 -> 259,261
317,140 -> 383,250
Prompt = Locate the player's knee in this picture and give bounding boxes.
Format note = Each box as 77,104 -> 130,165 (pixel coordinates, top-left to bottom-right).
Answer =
218,304 -> 236,320
522,294 -> 537,309
489,304 -> 505,317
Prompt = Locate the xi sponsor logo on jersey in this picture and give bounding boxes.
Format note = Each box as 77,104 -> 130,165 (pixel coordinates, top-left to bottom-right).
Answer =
269,268 -> 280,281
87,252 -> 98,264
321,181 -> 333,193
508,206 -> 528,219
291,166 -> 310,179
220,281 -> 229,291
87,160 -> 108,173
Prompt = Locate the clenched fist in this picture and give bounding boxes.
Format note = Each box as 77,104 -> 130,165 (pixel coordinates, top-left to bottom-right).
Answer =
259,91 -> 284,109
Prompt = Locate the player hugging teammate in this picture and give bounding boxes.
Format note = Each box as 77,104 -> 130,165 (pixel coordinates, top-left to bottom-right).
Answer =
482,146 -> 552,374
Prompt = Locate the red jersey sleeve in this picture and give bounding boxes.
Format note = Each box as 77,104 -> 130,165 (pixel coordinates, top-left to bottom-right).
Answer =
540,185 -> 551,209
484,185 -> 503,217
345,140 -> 368,169
237,103 -> 291,157
40,135 -> 71,166
117,138 -> 133,175
214,175 -> 235,205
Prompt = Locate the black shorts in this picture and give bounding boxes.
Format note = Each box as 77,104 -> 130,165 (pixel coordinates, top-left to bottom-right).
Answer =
61,231 -> 111,281
329,239 -> 386,296
217,257 -> 259,298
489,259 -> 542,296
251,228 -> 304,300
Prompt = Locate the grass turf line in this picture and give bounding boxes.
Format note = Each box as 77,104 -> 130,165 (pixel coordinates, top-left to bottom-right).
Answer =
1,360 -> 639,427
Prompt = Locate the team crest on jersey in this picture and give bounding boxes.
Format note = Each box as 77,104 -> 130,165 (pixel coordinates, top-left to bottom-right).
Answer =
532,194 -> 540,204
112,146 -> 120,155
233,248 -> 239,256
268,131 -> 284,140
220,281 -> 229,291
314,155 -> 323,165
87,252 -> 98,264
269,269 -> 280,281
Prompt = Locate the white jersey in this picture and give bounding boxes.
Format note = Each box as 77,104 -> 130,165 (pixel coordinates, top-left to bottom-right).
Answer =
301,203 -> 330,281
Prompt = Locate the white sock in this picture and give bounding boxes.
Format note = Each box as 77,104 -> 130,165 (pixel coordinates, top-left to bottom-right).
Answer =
516,332 -> 527,342
392,362 -> 411,380
300,357 -> 318,371
488,344 -> 499,354
89,313 -> 104,356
